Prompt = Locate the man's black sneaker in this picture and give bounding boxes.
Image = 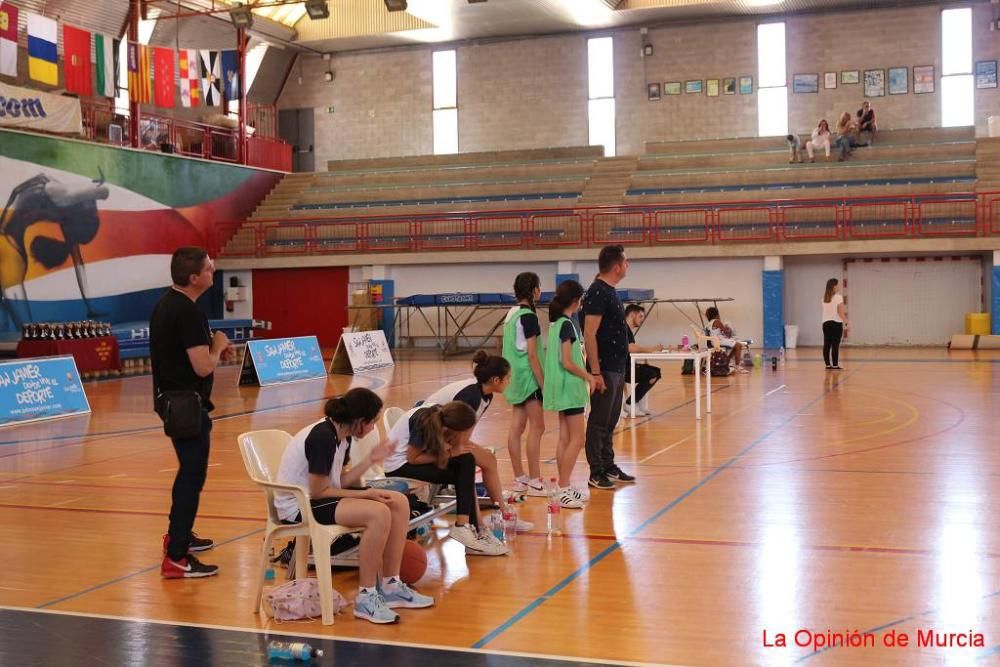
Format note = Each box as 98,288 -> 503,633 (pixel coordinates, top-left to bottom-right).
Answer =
163,533 -> 214,554
161,554 -> 220,579
588,474 -> 615,490
606,466 -> 636,483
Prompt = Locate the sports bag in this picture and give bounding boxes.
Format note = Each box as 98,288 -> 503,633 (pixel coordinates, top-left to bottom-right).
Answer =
263,578 -> 347,622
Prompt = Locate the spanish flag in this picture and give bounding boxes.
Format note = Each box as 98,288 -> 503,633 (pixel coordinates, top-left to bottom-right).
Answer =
26,13 -> 58,86
128,42 -> 151,104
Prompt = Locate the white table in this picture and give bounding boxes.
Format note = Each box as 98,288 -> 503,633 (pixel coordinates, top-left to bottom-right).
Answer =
629,350 -> 713,420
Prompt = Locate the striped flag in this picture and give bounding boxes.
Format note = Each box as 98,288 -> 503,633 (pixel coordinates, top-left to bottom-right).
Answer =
200,50 -> 221,106
127,42 -> 151,104
153,46 -> 174,108
0,2 -> 18,77
62,24 -> 92,96
26,13 -> 57,85
179,49 -> 200,107
95,34 -> 119,98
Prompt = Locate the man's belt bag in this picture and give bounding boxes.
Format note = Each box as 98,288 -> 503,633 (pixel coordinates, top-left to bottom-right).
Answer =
155,390 -> 203,439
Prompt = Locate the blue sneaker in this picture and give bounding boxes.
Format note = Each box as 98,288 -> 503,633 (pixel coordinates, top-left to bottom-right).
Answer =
353,589 -> 399,624
380,578 -> 435,609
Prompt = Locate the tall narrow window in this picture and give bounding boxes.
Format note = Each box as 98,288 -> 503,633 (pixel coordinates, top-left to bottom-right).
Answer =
432,50 -> 458,155
942,8 -> 974,127
587,36 -> 615,157
757,22 -> 787,137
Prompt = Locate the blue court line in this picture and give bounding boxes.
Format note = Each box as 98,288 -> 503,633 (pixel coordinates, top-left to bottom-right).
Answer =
471,367 -> 861,649
979,644 -> 1000,659
794,588 -> 1000,663
36,527 -> 264,609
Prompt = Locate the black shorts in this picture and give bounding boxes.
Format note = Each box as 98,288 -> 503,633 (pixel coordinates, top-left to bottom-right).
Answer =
560,407 -> 585,417
284,497 -> 341,525
511,388 -> 543,406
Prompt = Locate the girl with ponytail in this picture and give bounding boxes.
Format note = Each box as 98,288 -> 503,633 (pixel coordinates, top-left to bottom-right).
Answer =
543,280 -> 592,509
502,271 -> 546,496
383,401 -> 508,556
275,388 -> 434,624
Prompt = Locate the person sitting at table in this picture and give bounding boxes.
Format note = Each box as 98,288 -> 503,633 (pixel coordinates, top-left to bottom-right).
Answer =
623,304 -> 664,418
705,306 -> 748,373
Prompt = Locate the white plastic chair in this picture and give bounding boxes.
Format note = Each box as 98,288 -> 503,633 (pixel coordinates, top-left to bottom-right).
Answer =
237,429 -> 357,626
349,425 -> 384,483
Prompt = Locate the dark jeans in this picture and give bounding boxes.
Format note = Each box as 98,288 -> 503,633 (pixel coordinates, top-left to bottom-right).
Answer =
389,453 -> 478,527
166,411 -> 212,561
626,363 -> 662,403
585,370 -> 624,476
823,321 -> 844,367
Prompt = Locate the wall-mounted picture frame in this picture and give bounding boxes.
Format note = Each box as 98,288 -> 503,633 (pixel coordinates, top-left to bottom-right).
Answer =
706,79 -> 720,97
841,70 -> 860,85
723,78 -> 736,95
738,75 -> 753,95
824,72 -> 838,89
864,69 -> 885,97
792,73 -> 819,94
913,65 -> 934,94
664,81 -> 682,96
888,67 -> 908,95
647,82 -> 661,101
685,80 -> 703,94
976,60 -> 997,89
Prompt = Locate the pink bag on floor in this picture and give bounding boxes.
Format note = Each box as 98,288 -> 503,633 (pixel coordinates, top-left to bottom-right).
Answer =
263,578 -> 347,622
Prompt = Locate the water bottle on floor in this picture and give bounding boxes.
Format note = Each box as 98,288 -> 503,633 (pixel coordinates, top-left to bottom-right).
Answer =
266,640 -> 323,661
491,508 -> 506,543
503,497 -> 518,543
546,478 -> 562,535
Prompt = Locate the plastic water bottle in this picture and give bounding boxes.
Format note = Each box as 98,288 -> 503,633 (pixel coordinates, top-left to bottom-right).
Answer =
266,640 -> 323,661
490,508 -> 506,543
503,497 -> 518,543
681,334 -> 690,351
546,478 -> 562,535
414,523 -> 432,543
779,346 -> 785,365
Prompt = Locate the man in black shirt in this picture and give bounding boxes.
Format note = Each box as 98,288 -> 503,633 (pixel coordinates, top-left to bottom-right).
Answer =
150,247 -> 229,578
582,244 -> 636,490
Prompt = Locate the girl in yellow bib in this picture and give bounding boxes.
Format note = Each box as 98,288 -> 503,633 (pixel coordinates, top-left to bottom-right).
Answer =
502,272 -> 546,496
543,280 -> 593,509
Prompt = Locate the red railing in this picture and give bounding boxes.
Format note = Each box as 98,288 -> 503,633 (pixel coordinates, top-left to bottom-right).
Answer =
78,99 -> 290,171
221,191 -> 992,257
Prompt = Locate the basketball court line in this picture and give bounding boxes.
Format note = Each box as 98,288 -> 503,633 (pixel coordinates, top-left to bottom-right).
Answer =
0,606 -> 668,667
471,367 -> 862,649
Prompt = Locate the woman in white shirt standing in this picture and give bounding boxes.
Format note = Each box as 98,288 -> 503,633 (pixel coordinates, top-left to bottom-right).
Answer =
821,278 -> 849,370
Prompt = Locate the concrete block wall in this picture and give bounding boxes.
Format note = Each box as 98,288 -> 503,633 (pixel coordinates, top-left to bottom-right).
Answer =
277,2 -> 1000,163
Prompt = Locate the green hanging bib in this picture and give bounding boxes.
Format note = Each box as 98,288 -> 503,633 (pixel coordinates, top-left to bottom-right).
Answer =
542,316 -> 589,412
502,306 -> 542,404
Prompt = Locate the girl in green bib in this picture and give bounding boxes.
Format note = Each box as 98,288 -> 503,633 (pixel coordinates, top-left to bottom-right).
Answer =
543,280 -> 593,509
502,272 -> 546,496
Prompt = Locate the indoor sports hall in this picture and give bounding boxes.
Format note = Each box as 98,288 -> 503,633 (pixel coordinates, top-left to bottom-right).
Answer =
2,1 -> 1000,665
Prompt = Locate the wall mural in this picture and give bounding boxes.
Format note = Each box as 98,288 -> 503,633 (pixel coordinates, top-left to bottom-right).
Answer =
0,129 -> 281,332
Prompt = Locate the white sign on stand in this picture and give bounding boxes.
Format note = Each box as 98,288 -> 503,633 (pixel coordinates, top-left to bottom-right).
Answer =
330,330 -> 395,374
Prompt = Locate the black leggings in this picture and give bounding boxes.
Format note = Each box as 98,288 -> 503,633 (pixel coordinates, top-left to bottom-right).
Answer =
626,363 -> 662,403
823,321 -> 844,367
388,453 -> 478,527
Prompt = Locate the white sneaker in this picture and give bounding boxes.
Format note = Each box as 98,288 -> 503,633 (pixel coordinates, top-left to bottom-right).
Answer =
511,475 -> 531,492
558,488 -> 584,509
525,478 -> 547,497
515,518 -> 534,532
636,407 -> 652,417
448,524 -> 481,550
568,485 -> 588,501
468,529 -> 509,556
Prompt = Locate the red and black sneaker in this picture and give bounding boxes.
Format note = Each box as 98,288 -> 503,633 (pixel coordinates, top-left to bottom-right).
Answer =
162,533 -> 215,555
161,554 -> 219,579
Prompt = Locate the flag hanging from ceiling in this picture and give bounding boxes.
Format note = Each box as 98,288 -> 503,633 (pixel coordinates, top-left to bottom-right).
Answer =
0,2 -> 18,77
200,50 -> 221,106
94,34 -> 119,98
179,49 -> 200,107
220,49 -> 240,101
26,13 -> 57,85
153,46 -> 174,108
62,24 -> 92,96
127,42 -> 151,104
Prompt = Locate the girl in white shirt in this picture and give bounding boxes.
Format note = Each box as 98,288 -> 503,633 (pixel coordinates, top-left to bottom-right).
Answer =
274,388 -> 433,625
806,119 -> 832,162
821,278 -> 850,370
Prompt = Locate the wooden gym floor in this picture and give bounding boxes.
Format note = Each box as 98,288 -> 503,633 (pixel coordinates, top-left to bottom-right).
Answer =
1,347 -> 999,666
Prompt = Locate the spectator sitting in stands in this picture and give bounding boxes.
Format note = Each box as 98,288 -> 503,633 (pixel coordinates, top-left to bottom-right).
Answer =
806,119 -> 832,163
835,112 -> 860,161
786,134 -> 804,164
856,100 -> 878,145
705,306 -> 748,373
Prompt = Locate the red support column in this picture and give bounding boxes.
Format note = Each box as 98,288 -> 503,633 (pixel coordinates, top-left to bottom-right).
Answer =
238,28 -> 247,164
128,0 -> 140,148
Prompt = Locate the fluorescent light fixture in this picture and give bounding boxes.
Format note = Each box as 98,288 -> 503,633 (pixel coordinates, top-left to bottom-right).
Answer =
229,3 -> 254,28
305,0 -> 329,20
